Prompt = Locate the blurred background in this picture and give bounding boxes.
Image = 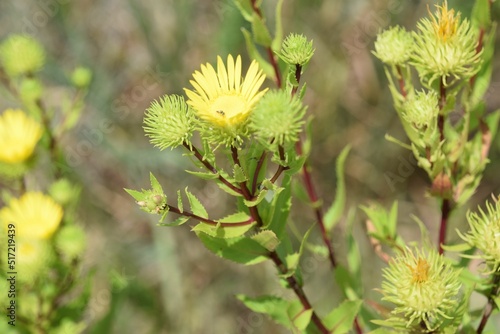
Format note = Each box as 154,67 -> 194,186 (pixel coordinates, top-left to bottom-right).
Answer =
1,0 -> 500,333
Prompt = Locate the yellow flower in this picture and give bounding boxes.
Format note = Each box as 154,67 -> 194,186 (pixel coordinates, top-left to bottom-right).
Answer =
0,109 -> 43,163
185,55 -> 267,129
430,0 -> 459,42
0,192 -> 63,239
15,238 -> 52,283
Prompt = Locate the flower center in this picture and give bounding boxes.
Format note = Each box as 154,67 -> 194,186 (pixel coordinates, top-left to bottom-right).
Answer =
408,258 -> 430,283
431,2 -> 459,42
210,94 -> 247,123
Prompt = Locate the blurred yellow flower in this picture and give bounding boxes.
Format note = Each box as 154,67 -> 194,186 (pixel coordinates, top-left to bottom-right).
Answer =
0,109 -> 43,163
0,192 -> 63,239
185,55 -> 267,128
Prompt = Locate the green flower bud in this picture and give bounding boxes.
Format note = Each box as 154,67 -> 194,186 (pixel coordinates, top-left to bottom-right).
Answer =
250,90 -> 305,150
0,35 -> 45,77
49,178 -> 80,205
402,90 -> 439,130
373,26 -> 414,66
459,196 -> 500,273
411,1 -> 481,87
380,247 -> 463,331
279,33 -> 315,66
144,94 -> 195,150
55,225 -> 87,260
19,78 -> 43,103
15,239 -> 53,284
71,67 -> 92,88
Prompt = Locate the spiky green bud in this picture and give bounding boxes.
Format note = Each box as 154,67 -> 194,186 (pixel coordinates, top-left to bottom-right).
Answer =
279,34 -> 315,66
402,90 -> 439,130
458,196 -> 500,273
373,26 -> 414,66
125,173 -> 168,219
19,78 -> 43,103
55,225 -> 87,261
379,247 -> 463,332
411,1 -> 481,87
250,90 -> 305,150
0,35 -> 45,77
144,94 -> 195,150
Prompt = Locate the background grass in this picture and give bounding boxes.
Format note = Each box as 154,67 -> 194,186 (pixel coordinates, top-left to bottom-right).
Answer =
1,0 -> 500,333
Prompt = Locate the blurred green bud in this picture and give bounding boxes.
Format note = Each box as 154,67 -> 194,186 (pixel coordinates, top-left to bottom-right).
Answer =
412,2 -> 481,87
250,90 -> 305,150
71,67 -> 92,88
458,196 -> 500,273
49,178 -> 80,206
144,94 -> 195,150
16,239 -> 53,284
402,90 -> 439,130
373,26 -> 414,66
19,78 -> 43,102
278,33 -> 315,66
55,225 -> 87,260
0,34 -> 45,77
52,319 -> 86,334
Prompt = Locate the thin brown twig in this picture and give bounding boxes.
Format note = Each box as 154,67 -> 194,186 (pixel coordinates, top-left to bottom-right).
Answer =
476,271 -> 500,334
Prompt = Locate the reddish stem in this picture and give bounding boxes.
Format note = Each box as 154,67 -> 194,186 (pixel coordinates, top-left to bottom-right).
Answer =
476,272 -> 500,334
251,151 -> 267,195
166,204 -> 254,227
437,199 -> 450,254
396,65 -> 407,98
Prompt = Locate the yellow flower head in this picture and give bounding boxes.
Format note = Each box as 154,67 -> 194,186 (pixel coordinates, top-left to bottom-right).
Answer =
185,55 -> 267,129
430,1 -> 459,42
0,192 -> 63,239
0,109 -> 43,164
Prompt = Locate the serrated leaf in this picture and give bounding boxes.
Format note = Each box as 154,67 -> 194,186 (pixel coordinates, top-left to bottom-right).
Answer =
233,0 -> 254,21
284,253 -> 299,278
124,188 -> 146,202
150,172 -> 163,193
233,164 -> 248,183
192,222 -> 255,239
158,216 -> 189,227
251,12 -> 272,46
441,242 -> 472,252
251,230 -> 280,251
472,0 -> 491,28
237,295 -> 292,328
287,300 -> 313,331
271,0 -> 284,51
177,190 -> 183,213
185,187 -> 208,218
185,170 -> 219,180
263,174 -> 291,238
216,181 -> 243,197
324,299 -> 362,334
244,188 -> 268,207
196,232 -> 269,265
324,146 -> 350,231
242,28 -> 275,78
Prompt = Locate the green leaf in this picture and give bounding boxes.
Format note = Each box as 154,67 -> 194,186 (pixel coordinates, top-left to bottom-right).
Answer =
251,230 -> 280,251
263,174 -> 291,238
196,232 -> 269,265
242,28 -> 275,78
150,172 -> 163,193
324,299 -> 362,334
185,187 -> 208,218
441,242 -> 471,252
244,188 -> 268,207
233,0 -> 254,21
324,146 -> 350,231
124,188 -> 146,202
233,164 -> 247,183
271,0 -> 284,51
346,208 -> 361,292
334,265 -> 359,301
185,170 -> 219,180
237,295 -> 291,328
177,190 -> 183,213
192,212 -> 256,238
287,300 -> 313,331
251,12 -> 272,46
471,0 -> 491,29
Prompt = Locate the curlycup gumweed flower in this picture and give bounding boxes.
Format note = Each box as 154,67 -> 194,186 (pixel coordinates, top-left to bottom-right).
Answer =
184,55 -> 267,146
0,34 -> 46,77
0,192 -> 63,240
380,247 -> 462,331
144,94 -> 195,150
411,1 -> 481,87
0,109 -> 43,164
250,90 -> 305,150
458,196 -> 500,273
279,33 -> 315,66
402,90 -> 439,130
373,26 -> 414,66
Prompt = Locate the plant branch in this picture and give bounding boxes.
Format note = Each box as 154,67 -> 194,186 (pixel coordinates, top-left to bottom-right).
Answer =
476,271 -> 500,334
269,251 -> 331,334
291,64 -> 302,96
166,204 -> 255,227
183,142 -> 243,196
251,150 -> 267,195
396,65 -> 407,99
270,145 -> 289,183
